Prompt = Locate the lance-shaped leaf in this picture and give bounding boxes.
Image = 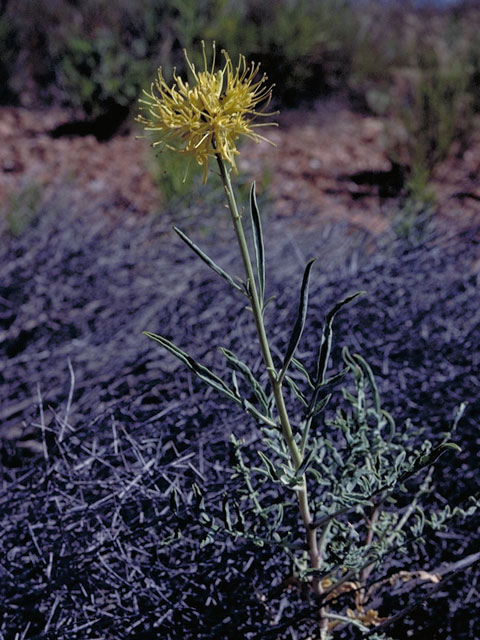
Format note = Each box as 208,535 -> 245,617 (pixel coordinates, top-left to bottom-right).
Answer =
144,331 -> 241,405
342,346 -> 362,378
315,291 -> 365,385
310,393 -> 332,418
323,367 -> 349,389
231,370 -> 241,397
398,441 -> 461,485
243,399 -> 278,428
249,182 -> 265,304
170,487 -> 180,516
292,443 -> 317,481
285,375 -> 308,407
257,450 -> 281,481
233,500 -> 246,533
279,258 -> 316,383
192,482 -> 205,511
221,347 -> 269,411
222,493 -> 233,531
381,408 -> 396,442
173,226 -> 244,294
351,352 -> 381,414
301,291 -> 365,448
271,503 -> 284,533
452,402 -> 466,432
300,388 -> 329,454
262,437 -> 290,460
291,357 -> 315,389
305,368 -> 346,423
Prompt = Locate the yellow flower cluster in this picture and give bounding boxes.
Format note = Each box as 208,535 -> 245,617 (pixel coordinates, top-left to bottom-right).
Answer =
137,43 -> 275,182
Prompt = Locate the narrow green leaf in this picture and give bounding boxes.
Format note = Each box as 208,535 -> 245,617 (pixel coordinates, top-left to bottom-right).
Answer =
262,437 -> 290,460
285,375 -> 308,406
341,346 -> 361,376
170,487 -> 180,515
186,356 -> 239,401
272,503 -> 284,532
300,391 -> 330,457
262,294 -> 276,313
452,402 -> 467,431
291,357 -> 315,389
257,450 -> 280,481
381,409 -> 396,442
351,352 -> 381,414
174,226 -> 244,293
399,441 -> 461,484
279,258 -> 316,382
231,370 -> 241,397
294,443 -> 317,480
144,331 -> 240,404
301,388 -> 331,455
314,330 -> 332,397
243,399 -> 278,427
221,347 -> 269,410
222,493 -> 233,530
315,291 -> 365,385
326,290 -> 366,325
249,182 -> 265,304
324,367 -> 349,388
310,393 -> 332,417
233,500 -> 246,533
305,367 -> 345,426
192,482 -> 205,510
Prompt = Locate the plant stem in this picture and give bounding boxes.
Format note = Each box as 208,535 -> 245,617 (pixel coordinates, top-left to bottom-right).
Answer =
215,155 -> 325,601
358,502 -> 380,606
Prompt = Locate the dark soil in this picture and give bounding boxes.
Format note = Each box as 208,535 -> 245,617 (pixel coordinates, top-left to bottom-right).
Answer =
1,172 -> 479,639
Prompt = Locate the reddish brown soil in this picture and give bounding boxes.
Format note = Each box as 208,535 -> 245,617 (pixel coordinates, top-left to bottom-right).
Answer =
1,99 -> 479,236
0,107 -> 158,223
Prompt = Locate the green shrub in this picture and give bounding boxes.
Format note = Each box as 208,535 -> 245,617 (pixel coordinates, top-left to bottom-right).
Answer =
0,0 -> 360,112
385,58 -> 472,209
2,182 -> 42,237
58,29 -> 153,117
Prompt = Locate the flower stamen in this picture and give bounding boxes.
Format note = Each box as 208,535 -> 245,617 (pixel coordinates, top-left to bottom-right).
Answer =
137,42 -> 277,182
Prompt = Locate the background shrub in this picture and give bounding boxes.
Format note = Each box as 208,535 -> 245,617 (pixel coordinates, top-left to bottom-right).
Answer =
1,0 -> 479,202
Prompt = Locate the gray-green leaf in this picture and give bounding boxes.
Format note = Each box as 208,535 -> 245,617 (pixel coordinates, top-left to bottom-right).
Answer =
249,182 -> 265,304
144,331 -> 241,404
174,226 -> 244,293
280,258 -> 316,382
221,347 -> 269,410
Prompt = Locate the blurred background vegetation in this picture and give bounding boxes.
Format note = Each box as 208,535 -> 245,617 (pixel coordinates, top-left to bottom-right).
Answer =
1,0 -> 479,205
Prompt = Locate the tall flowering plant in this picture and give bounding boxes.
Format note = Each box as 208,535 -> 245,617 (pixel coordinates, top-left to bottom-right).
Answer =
137,44 -> 475,640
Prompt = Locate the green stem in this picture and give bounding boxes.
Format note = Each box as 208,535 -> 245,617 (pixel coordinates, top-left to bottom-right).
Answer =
215,155 -> 323,594
358,502 -> 380,606
216,158 -> 276,382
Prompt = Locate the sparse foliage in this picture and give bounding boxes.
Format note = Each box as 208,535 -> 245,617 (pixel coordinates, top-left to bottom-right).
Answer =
138,45 -> 478,638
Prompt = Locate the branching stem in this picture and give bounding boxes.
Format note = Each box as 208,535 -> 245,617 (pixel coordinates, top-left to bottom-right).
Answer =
216,155 -> 326,611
